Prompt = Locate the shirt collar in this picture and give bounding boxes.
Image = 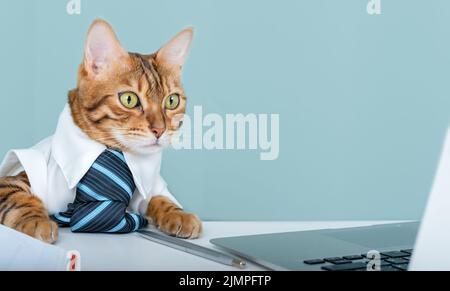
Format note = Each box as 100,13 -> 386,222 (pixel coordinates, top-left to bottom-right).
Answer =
52,104 -> 162,199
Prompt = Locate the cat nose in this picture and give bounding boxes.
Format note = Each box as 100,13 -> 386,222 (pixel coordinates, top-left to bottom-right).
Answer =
151,127 -> 165,139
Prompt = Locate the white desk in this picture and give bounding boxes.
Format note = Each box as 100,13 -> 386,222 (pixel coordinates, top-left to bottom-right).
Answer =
55,221 -> 401,271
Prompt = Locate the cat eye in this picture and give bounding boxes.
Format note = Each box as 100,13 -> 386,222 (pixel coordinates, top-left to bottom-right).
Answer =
119,92 -> 140,109
165,94 -> 180,110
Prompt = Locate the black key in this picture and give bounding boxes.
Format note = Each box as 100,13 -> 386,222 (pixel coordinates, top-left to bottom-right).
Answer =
304,259 -> 325,265
365,261 -> 391,271
381,266 -> 402,272
332,259 -> 352,265
401,249 -> 413,255
322,262 -> 367,271
385,258 -> 409,265
381,251 -> 409,258
362,253 -> 388,259
324,257 -> 344,263
392,263 -> 409,271
343,255 -> 364,261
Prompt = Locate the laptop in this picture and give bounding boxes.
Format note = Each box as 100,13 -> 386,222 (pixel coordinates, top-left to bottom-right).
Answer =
210,128 -> 450,271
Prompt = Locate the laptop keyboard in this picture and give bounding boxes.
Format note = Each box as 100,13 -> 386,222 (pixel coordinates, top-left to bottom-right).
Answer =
304,249 -> 413,271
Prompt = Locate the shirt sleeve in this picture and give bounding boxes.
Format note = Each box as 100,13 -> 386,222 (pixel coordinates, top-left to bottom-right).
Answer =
0,149 -> 48,204
134,174 -> 183,217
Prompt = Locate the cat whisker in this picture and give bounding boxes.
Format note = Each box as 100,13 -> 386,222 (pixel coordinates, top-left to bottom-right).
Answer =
81,126 -> 143,132
122,134 -> 148,138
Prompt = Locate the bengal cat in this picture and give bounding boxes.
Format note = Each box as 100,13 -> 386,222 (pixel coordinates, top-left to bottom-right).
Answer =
0,19 -> 202,243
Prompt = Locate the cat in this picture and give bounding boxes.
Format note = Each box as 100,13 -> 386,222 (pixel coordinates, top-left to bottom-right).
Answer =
0,19 -> 202,243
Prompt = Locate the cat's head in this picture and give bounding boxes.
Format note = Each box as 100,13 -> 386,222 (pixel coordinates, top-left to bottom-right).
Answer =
69,19 -> 193,155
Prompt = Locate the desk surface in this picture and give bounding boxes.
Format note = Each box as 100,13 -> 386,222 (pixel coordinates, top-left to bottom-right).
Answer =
55,221 -> 401,271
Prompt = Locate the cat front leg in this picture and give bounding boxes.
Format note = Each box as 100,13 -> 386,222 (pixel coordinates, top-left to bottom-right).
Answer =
0,172 -> 58,244
147,196 -> 202,239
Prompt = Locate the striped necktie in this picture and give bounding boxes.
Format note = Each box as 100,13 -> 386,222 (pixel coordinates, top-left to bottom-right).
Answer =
51,148 -> 148,233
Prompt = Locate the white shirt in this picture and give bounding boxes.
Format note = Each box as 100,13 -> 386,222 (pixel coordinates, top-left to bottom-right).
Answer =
0,104 -> 180,216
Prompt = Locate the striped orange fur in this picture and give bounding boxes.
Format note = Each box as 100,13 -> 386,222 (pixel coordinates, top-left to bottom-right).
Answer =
0,172 -> 58,243
147,196 -> 202,239
69,51 -> 188,152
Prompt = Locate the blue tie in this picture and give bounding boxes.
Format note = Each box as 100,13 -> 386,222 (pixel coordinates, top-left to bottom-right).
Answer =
51,149 -> 148,233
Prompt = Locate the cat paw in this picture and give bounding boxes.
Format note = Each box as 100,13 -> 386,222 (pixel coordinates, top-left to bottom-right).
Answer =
158,211 -> 202,239
19,218 -> 59,244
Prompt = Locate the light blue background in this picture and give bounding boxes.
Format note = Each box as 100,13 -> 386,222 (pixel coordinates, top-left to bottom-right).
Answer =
1,0 -> 450,220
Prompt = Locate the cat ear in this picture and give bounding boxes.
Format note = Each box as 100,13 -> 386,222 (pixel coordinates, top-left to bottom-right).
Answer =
84,19 -> 129,76
156,28 -> 194,70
